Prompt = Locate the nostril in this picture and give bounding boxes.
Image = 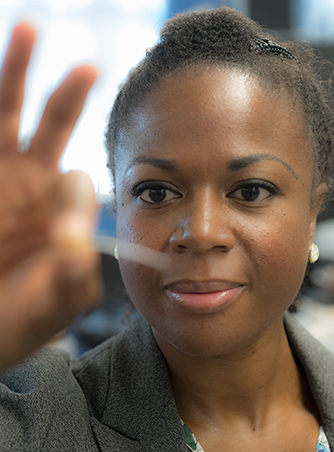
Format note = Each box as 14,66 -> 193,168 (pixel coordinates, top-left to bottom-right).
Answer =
171,239 -> 187,249
169,235 -> 189,253
177,244 -> 188,250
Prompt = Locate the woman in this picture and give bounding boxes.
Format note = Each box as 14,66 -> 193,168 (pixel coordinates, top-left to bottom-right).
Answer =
0,7 -> 333,452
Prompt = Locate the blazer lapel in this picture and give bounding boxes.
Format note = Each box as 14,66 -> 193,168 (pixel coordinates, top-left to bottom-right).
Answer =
97,317 -> 187,451
284,312 -> 334,451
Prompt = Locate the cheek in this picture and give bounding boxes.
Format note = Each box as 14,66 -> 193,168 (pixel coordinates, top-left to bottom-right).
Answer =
116,205 -> 168,249
241,207 -> 310,300
116,205 -> 169,314
118,259 -> 161,318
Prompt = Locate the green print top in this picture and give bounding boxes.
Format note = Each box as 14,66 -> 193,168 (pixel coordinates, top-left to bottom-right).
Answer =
181,420 -> 330,452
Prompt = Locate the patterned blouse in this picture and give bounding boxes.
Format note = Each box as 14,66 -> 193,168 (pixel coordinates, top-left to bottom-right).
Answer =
181,420 -> 330,452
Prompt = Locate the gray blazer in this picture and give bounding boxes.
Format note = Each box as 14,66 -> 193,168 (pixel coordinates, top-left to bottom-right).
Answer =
0,313 -> 333,451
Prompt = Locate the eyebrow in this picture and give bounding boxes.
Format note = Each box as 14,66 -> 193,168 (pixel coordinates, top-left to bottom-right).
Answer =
124,156 -> 178,175
227,153 -> 298,179
124,153 -> 298,180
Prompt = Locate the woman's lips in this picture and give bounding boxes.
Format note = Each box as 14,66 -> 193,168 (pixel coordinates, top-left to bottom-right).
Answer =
164,280 -> 245,314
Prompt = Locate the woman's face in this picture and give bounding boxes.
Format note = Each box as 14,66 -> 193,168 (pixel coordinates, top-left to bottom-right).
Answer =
114,66 -> 325,357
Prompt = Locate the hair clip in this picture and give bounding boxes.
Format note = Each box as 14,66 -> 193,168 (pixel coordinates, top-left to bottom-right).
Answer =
249,38 -> 298,62
145,47 -> 153,57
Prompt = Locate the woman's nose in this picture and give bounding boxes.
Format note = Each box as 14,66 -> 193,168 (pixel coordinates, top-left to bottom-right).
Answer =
169,188 -> 236,254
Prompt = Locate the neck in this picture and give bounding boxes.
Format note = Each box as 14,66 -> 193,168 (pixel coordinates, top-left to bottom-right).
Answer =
153,317 -> 308,429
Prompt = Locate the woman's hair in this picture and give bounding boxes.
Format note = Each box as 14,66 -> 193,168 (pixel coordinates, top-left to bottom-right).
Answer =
105,6 -> 334,193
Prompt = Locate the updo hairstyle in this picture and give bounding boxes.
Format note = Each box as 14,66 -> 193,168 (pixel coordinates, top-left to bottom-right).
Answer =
105,7 -> 334,195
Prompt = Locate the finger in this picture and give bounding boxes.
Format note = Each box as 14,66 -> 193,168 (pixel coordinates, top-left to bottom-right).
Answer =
51,170 -> 97,214
0,23 -> 36,154
28,65 -> 97,169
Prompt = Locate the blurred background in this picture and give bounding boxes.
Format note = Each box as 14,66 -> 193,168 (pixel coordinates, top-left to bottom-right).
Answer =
1,0 -> 334,355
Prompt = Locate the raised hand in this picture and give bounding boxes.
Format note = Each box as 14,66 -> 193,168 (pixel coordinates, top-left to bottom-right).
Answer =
0,23 -> 103,371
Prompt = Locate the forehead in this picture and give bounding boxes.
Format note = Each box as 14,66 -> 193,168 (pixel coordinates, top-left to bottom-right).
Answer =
115,66 -> 312,174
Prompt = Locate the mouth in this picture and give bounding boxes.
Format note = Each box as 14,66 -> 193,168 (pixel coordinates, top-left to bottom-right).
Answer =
164,279 -> 245,314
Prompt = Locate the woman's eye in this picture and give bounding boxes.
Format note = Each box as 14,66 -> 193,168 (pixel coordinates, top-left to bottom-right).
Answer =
133,182 -> 180,204
228,181 -> 278,202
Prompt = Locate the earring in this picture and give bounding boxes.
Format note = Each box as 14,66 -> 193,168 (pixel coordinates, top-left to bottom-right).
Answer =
309,243 -> 319,264
114,244 -> 119,261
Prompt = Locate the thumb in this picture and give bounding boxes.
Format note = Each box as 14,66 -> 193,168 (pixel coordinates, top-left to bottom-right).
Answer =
50,170 -> 100,257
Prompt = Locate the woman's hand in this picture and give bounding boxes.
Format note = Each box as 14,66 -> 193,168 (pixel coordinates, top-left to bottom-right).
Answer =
0,23 -> 103,372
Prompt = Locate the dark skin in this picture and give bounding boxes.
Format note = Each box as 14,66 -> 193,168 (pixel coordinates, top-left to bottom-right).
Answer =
115,66 -> 327,451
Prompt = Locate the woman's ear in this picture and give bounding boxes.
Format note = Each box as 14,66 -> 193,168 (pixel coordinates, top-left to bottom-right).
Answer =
309,182 -> 327,242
